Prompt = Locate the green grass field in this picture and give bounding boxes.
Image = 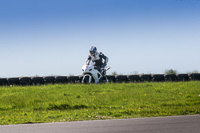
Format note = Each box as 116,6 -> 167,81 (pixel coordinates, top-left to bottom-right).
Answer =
0,81 -> 200,125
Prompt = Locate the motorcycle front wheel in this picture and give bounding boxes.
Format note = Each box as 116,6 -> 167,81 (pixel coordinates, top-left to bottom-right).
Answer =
82,75 -> 91,84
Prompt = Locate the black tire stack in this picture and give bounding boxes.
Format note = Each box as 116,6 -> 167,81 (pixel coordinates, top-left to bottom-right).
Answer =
44,76 -> 55,84
127,75 -> 140,82
67,76 -> 80,83
20,77 -> 32,86
164,74 -> 177,81
31,77 -> 44,85
152,74 -> 165,82
189,73 -> 200,81
107,75 -> 116,83
7,78 -> 20,86
55,76 -> 68,84
0,78 -> 9,86
177,74 -> 189,81
140,74 -> 152,82
115,75 -> 128,83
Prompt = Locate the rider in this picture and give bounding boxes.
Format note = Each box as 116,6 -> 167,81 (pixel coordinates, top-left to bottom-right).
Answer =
86,46 -> 109,78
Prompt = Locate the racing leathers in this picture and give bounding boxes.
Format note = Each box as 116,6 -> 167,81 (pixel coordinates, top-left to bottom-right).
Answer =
86,52 -> 108,74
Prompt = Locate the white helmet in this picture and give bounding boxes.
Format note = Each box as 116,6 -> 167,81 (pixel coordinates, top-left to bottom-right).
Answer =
89,46 -> 97,56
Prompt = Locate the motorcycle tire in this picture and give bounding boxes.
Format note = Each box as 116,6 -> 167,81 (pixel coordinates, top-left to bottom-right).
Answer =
82,75 -> 90,84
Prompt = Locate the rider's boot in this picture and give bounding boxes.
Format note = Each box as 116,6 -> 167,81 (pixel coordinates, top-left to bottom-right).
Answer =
105,76 -> 109,82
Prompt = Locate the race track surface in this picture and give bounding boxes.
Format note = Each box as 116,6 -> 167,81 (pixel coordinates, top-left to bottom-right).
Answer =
0,115 -> 200,133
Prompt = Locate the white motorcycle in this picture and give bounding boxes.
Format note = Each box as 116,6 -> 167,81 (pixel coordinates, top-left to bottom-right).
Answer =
81,63 -> 110,84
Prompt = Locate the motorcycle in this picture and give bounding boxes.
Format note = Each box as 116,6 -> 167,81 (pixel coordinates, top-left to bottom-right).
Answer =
81,63 -> 110,84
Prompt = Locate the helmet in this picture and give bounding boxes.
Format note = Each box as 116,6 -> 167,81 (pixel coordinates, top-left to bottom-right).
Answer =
89,46 -> 97,56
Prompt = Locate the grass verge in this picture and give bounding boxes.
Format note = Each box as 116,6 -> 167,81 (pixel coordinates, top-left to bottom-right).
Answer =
0,81 -> 200,125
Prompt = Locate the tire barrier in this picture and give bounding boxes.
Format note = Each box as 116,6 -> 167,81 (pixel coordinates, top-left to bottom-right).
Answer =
31,77 -> 44,85
140,74 -> 152,82
107,75 -> 116,83
67,76 -> 80,83
177,74 -> 189,81
164,74 -> 177,81
79,76 -> 84,83
44,76 -> 55,84
127,75 -> 140,82
188,73 -> 200,80
7,77 -> 20,85
152,74 -> 165,82
0,73 -> 200,86
55,76 -> 68,84
0,78 -> 8,86
20,77 -> 32,86
115,75 -> 128,83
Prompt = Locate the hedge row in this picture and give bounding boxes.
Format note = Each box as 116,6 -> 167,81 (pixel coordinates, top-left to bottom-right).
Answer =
0,73 -> 200,86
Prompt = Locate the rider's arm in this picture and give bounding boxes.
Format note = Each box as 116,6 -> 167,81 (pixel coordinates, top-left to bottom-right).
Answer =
100,52 -> 108,65
86,55 -> 91,65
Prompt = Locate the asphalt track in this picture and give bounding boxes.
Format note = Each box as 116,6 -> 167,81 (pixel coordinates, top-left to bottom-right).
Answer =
0,115 -> 200,133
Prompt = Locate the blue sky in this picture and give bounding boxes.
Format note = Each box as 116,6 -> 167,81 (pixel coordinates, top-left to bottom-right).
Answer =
0,0 -> 200,77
